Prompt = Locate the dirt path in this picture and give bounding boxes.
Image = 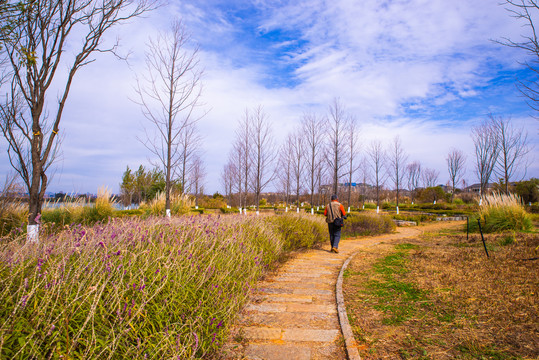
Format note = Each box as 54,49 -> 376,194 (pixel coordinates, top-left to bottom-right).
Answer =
220,226 -> 424,360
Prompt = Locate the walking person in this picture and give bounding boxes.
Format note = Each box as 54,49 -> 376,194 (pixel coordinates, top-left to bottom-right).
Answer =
324,194 -> 346,253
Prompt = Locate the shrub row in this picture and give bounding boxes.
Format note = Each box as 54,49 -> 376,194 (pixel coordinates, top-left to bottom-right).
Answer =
342,213 -> 396,237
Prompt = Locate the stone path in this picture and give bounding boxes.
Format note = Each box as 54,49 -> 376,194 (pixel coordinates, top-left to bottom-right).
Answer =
221,227 -> 421,360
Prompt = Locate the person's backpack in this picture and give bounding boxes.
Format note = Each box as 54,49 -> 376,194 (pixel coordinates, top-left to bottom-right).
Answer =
328,202 -> 344,227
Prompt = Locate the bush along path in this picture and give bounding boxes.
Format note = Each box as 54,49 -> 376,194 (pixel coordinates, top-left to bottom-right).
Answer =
219,226 -> 421,360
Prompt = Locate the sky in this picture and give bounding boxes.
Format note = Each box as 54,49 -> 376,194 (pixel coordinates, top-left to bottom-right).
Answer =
1,0 -> 538,195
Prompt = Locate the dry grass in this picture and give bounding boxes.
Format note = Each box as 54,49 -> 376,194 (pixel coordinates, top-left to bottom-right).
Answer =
343,221 -> 538,359
140,191 -> 193,215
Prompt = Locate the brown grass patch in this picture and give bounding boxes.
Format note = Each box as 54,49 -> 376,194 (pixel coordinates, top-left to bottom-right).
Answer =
343,222 -> 538,359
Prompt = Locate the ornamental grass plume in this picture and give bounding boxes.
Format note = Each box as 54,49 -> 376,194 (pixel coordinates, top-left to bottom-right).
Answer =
471,192 -> 533,233
143,191 -> 193,216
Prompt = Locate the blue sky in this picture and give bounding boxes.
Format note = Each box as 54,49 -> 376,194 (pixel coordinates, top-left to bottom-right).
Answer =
1,0 -> 538,195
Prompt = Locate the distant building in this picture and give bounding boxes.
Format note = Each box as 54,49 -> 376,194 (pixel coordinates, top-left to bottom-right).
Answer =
465,183 -> 495,194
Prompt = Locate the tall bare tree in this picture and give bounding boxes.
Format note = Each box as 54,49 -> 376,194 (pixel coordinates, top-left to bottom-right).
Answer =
489,114 -> 531,193
290,128 -> 305,210
249,106 -> 276,212
446,148 -> 466,202
358,156 -> 369,208
177,122 -> 203,194
277,133 -> 293,207
135,20 -> 203,217
471,119 -> 499,196
234,108 -> 252,210
326,98 -> 349,194
498,1 -> 539,114
367,140 -> 386,211
0,0 -> 154,241
406,161 -> 421,204
302,112 -> 325,209
344,116 -> 360,210
227,142 -> 244,208
221,161 -> 234,205
387,135 -> 408,210
190,154 -> 205,207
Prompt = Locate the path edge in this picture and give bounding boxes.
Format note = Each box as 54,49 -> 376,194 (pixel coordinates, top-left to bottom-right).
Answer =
336,251 -> 361,360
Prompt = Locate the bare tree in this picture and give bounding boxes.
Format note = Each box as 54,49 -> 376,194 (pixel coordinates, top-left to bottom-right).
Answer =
345,116 -> 360,210
358,156 -> 369,208
227,142 -> 244,208
326,98 -> 349,194
277,133 -> 293,208
249,106 -> 276,212
387,135 -> 408,210
190,155 -> 205,207
498,1 -> 539,114
367,140 -> 386,210
135,20 -> 203,217
221,161 -> 234,205
235,109 -> 252,210
446,148 -> 466,202
177,122 -> 203,195
406,161 -> 421,204
0,0 -> 154,241
422,168 -> 439,188
302,112 -> 325,209
490,114 -> 531,193
290,128 -> 305,210
471,119 -> 499,196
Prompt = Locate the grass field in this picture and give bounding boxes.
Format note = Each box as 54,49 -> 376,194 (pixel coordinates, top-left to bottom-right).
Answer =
343,221 -> 538,359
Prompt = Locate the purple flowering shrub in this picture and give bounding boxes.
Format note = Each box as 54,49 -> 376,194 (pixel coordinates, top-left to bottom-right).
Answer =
0,215 -> 283,358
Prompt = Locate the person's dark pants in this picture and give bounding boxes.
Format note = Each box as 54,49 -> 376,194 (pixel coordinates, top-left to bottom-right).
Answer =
328,223 -> 341,249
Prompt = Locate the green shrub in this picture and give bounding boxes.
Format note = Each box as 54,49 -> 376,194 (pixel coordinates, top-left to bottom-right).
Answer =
392,213 -> 437,224
198,196 -> 227,209
267,213 -> 327,251
220,206 -> 238,214
342,213 -> 396,237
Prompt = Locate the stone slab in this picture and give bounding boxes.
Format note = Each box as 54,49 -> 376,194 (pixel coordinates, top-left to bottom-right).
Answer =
245,312 -> 314,328
244,344 -> 311,360
292,288 -> 333,296
243,327 -> 282,341
262,294 -> 313,303
245,303 -> 287,313
282,328 -> 340,342
286,303 -> 337,313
